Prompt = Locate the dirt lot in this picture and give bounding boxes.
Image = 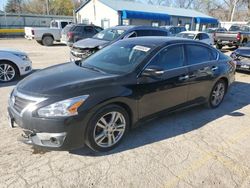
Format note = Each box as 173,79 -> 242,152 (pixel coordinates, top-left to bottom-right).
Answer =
0,39 -> 250,188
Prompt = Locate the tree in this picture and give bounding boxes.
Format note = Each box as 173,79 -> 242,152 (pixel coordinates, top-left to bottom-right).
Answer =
5,0 -> 23,13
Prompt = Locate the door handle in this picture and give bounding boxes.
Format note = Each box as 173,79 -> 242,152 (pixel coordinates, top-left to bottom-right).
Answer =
179,75 -> 189,81
211,66 -> 218,71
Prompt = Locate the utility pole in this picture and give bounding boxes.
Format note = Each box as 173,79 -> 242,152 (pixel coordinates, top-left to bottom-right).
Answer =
230,0 -> 238,22
46,0 -> 49,15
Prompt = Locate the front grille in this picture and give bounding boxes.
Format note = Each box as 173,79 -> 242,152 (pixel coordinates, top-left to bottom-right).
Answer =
13,96 -> 35,114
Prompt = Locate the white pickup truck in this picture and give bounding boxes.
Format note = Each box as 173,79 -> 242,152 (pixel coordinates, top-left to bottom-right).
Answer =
25,20 -> 72,46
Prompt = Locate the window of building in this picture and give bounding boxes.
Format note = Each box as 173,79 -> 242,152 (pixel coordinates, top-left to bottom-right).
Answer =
82,19 -> 89,25
152,22 -> 159,27
123,19 -> 130,26
101,19 -> 110,29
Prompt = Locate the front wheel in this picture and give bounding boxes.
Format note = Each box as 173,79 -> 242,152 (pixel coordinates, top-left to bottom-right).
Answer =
85,105 -> 129,152
0,61 -> 19,82
207,80 -> 227,108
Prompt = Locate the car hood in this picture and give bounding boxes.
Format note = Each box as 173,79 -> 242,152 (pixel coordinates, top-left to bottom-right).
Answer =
73,38 -> 110,49
17,62 -> 117,96
0,48 -> 27,56
235,47 -> 250,57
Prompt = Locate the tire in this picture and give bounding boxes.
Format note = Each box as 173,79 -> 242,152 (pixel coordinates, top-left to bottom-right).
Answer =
216,43 -> 223,50
85,105 -> 130,152
42,35 -> 54,46
207,80 -> 227,108
0,61 -> 19,82
36,40 -> 43,45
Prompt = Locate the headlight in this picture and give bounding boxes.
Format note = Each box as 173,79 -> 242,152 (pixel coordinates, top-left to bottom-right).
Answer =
14,53 -> 29,61
37,95 -> 89,118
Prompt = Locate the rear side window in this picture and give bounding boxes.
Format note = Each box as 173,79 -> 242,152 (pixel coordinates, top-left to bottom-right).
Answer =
136,30 -> 153,36
149,45 -> 184,70
84,26 -> 95,34
73,26 -> 84,32
201,33 -> 209,39
186,44 -> 217,65
95,27 -> 103,32
61,22 -> 68,29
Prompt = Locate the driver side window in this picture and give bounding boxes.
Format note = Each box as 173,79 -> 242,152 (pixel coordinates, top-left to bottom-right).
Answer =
149,45 -> 185,70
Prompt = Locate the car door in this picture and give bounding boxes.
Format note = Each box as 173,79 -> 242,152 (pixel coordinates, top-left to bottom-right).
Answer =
184,44 -> 219,102
137,44 -> 189,118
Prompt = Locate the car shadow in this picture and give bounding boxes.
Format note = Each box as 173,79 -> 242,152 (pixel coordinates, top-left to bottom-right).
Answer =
0,69 -> 40,88
70,81 -> 250,157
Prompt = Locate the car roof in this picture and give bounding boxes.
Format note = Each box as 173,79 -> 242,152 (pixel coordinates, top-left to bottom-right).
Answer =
180,31 -> 206,34
119,36 -> 207,46
109,25 -> 168,31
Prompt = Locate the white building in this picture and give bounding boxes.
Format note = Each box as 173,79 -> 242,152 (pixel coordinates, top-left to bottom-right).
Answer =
75,0 -> 219,31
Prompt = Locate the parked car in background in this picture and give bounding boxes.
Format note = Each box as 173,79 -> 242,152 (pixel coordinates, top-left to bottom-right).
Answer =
70,25 -> 169,60
60,23 -> 76,45
65,24 -> 103,47
8,37 -> 235,152
0,49 -> 32,82
230,42 -> 250,72
214,24 -> 250,49
25,20 -> 72,46
160,25 -> 186,36
205,27 -> 227,43
176,31 -> 214,45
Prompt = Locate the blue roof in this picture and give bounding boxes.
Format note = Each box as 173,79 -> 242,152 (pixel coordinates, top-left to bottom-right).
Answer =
76,0 -> 218,24
122,10 -> 170,21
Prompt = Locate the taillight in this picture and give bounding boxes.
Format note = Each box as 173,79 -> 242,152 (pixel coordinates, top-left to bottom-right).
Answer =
236,32 -> 241,41
31,30 -> 34,35
67,32 -> 73,39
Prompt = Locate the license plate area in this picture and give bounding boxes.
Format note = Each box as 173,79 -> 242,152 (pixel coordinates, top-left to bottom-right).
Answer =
241,64 -> 250,69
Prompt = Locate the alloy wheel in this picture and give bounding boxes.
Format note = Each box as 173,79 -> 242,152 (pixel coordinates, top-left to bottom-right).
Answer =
211,82 -> 225,107
0,63 -> 16,82
93,111 -> 126,148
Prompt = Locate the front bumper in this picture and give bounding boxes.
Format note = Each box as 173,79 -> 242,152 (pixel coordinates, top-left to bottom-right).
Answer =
19,60 -> 32,76
235,60 -> 250,72
7,105 -> 88,150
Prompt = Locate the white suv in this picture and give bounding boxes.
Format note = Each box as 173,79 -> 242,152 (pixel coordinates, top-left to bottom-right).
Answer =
0,49 -> 32,82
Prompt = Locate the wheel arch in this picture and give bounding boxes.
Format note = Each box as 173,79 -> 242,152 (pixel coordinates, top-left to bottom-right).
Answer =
42,33 -> 54,40
0,59 -> 20,76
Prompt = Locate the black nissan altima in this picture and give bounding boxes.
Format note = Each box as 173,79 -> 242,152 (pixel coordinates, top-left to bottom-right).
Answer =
8,37 -> 235,152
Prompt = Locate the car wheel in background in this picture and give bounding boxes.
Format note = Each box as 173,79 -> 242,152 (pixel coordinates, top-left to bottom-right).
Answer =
42,36 -> 54,46
207,80 -> 227,108
0,61 -> 19,83
216,43 -> 223,50
36,40 -> 43,45
85,105 -> 130,152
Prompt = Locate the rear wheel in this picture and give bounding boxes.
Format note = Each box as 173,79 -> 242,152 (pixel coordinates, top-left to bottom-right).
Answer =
0,61 -> 19,82
216,43 -> 223,50
85,105 -> 129,152
42,36 -> 54,46
207,80 -> 227,108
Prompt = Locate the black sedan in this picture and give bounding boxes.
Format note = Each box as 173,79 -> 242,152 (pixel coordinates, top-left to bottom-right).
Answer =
231,42 -> 250,72
8,37 -> 235,152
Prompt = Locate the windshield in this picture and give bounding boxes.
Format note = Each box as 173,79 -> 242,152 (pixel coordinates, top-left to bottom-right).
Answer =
81,42 -> 154,74
92,28 -> 126,41
176,33 -> 195,39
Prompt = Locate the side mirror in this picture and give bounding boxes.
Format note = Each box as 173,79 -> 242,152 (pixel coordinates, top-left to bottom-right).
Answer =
141,66 -> 164,78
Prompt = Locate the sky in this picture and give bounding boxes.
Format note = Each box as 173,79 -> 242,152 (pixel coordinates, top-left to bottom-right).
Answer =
0,0 -> 7,11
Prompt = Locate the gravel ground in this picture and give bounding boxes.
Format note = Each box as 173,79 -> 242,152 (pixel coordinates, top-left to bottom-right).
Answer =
0,39 -> 250,188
